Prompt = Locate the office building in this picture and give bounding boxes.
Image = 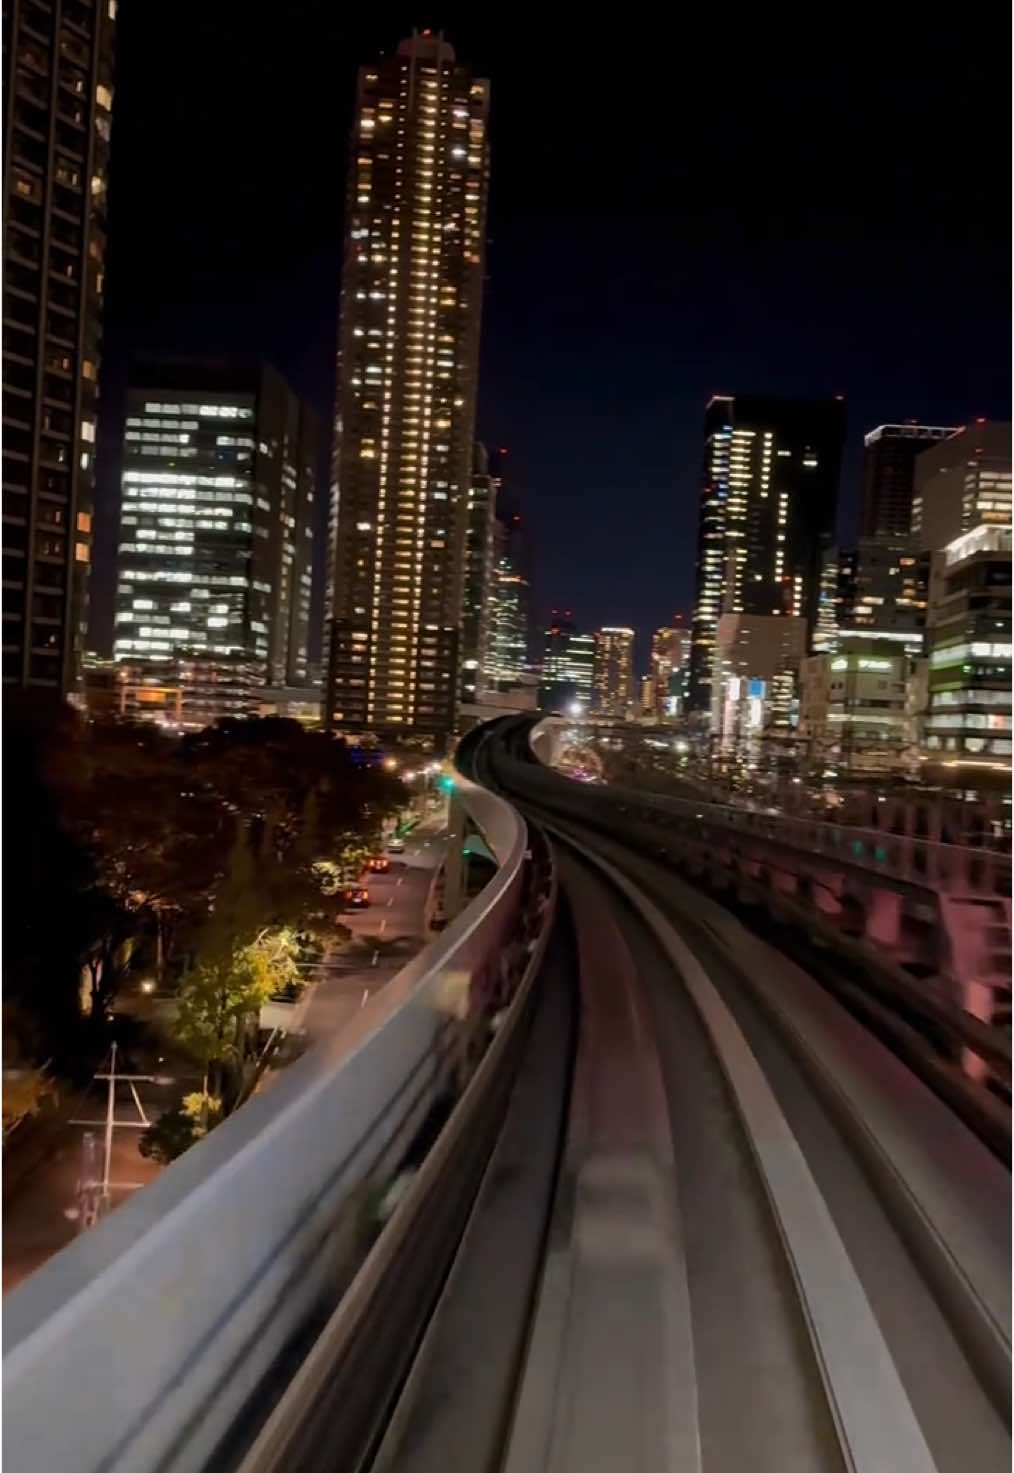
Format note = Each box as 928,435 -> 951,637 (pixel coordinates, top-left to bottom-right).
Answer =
921,524 -> 1011,770
324,30 -> 491,742
710,612 -> 806,744
689,393 -> 845,710
460,442 -> 495,704
912,421 -> 1012,552
592,626 -> 634,717
800,640 -> 918,775
815,539 -> 928,655
3,0 -> 116,695
113,357 -> 318,728
861,423 -> 957,539
540,614 -> 594,713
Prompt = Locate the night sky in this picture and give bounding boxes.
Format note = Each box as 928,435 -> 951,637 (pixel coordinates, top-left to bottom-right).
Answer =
93,5 -> 1010,669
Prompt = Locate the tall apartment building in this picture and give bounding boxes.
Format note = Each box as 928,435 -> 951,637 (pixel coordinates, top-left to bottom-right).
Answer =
459,441 -> 494,704
3,0 -> 116,695
113,357 -> 317,727
539,615 -> 594,713
651,618 -> 689,715
689,393 -> 845,710
922,524 -> 1011,770
592,626 -> 634,716
324,30 -> 490,742
912,421 -> 1012,552
860,423 -> 957,539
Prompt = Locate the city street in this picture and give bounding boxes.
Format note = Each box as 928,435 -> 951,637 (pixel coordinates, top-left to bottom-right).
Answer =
3,820 -> 446,1294
265,820 -> 447,1059
3,1058 -> 179,1293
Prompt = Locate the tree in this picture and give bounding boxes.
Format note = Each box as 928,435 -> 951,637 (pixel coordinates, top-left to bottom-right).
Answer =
173,837 -> 302,1106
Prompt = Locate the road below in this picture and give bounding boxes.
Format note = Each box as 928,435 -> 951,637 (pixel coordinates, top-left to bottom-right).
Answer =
297,823 -> 447,1044
3,821 -> 446,1295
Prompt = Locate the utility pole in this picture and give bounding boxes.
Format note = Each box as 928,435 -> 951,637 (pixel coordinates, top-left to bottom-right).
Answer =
70,1043 -> 156,1225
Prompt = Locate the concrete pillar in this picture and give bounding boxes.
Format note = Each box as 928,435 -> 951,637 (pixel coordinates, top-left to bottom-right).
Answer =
961,980 -> 995,1082
865,887 -> 902,949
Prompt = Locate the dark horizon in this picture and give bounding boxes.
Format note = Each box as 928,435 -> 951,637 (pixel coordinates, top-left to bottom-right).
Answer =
90,6 -> 1011,670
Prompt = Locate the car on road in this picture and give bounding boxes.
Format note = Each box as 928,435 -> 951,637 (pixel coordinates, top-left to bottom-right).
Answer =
366,855 -> 391,874
341,885 -> 371,909
386,836 -> 405,854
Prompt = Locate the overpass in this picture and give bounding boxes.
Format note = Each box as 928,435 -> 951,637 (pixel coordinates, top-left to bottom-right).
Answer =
3,717 -> 1010,1473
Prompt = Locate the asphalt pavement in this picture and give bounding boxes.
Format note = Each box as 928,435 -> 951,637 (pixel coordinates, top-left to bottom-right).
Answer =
285,824 -> 446,1046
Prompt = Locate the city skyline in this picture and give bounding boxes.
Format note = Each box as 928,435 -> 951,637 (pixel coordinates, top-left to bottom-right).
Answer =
84,9 -> 1009,669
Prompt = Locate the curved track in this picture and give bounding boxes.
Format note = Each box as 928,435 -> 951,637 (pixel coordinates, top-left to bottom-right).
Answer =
435,717 -> 1008,1473
232,717 -> 1010,1473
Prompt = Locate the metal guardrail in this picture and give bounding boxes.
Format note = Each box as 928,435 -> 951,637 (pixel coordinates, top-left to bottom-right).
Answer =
2,766 -> 533,1473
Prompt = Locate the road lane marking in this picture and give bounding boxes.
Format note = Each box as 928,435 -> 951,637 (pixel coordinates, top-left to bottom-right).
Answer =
379,919 -> 387,935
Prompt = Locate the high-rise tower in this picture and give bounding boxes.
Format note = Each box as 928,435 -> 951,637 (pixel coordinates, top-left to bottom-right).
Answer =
689,394 -> 845,710
861,423 -> 957,539
3,0 -> 116,695
324,30 -> 491,742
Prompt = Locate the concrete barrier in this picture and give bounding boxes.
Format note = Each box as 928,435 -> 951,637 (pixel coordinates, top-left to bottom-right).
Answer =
2,769 -> 526,1473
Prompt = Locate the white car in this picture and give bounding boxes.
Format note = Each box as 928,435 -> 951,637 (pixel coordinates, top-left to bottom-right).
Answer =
387,836 -> 405,854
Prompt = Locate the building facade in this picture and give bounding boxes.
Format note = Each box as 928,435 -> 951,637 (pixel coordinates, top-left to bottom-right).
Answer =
921,524 -> 1012,771
912,421 -> 1012,552
591,626 -> 634,717
710,612 -> 806,745
650,618 -> 689,716
459,441 -> 494,703
324,30 -> 490,742
860,423 -> 957,539
539,615 -> 594,713
3,0 -> 116,695
815,538 -> 928,656
800,641 -> 918,775
689,393 -> 845,710
113,357 -> 318,728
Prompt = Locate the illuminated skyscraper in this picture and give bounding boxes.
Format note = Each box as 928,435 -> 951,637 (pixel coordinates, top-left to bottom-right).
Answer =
113,357 -> 318,728
540,615 -> 594,713
592,626 -> 635,716
324,30 -> 491,741
689,394 -> 845,710
861,423 -> 957,539
3,0 -> 116,695
651,617 -> 689,715
460,442 -> 495,703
